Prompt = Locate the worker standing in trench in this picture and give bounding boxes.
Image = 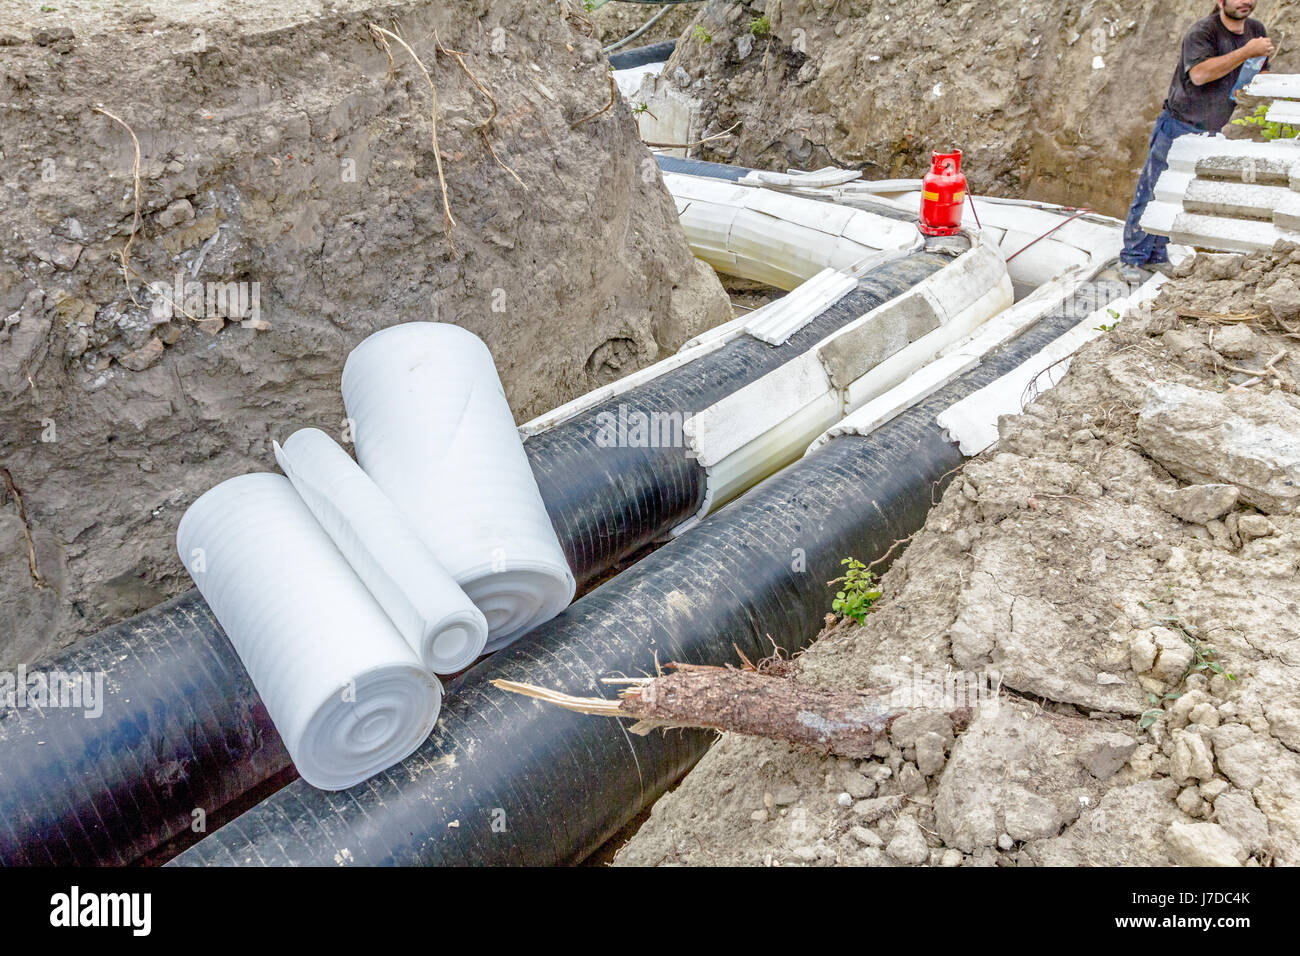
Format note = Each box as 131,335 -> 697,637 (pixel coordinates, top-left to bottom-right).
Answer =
1119,0 -> 1274,282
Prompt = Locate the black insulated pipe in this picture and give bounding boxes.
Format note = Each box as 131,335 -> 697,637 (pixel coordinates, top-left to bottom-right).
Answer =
0,591 -> 288,866
529,251 -> 946,586
606,40 -> 676,70
0,253 -> 949,867
171,281 -> 1126,867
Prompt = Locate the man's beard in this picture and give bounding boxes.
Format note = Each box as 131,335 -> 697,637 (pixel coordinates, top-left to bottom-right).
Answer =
1222,4 -> 1252,19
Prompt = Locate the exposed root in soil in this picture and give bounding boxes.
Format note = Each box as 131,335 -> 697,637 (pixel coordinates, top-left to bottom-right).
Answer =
1,468 -> 45,589
91,106 -> 143,307
434,32 -> 526,190
570,73 -> 616,130
642,121 -> 742,151
495,662 -> 972,760
367,23 -> 456,257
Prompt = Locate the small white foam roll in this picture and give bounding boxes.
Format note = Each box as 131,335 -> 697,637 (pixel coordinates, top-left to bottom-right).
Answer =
341,322 -> 576,651
273,428 -> 488,674
176,473 -> 441,791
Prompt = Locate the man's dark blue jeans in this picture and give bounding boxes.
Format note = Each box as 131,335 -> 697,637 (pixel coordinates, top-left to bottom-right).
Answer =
1121,109 -> 1205,266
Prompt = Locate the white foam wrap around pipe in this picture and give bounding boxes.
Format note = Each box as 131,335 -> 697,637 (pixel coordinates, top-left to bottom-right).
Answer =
341,322 -> 576,653
176,473 -> 441,791
273,428 -> 489,674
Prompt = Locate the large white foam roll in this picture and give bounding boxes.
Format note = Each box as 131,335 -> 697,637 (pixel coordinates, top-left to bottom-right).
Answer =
273,428 -> 488,674
176,473 -> 441,791
341,323 -> 576,652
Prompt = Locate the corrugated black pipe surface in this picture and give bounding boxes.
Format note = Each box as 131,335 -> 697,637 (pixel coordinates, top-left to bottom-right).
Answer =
0,253 -> 947,867
170,281 -> 1126,866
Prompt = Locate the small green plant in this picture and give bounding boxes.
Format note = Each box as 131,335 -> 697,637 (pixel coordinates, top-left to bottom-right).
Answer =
1232,104 -> 1299,141
1137,603 -> 1236,729
632,101 -> 656,120
1095,307 -> 1122,333
40,4 -> 57,10
692,23 -> 714,45
830,557 -> 882,625
749,15 -> 771,39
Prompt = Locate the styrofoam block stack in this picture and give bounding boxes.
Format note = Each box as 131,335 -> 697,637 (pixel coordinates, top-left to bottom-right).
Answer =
274,428 -> 489,674
679,231 -> 1013,527
176,473 -> 442,791
1240,73 -> 1300,104
342,323 -> 576,653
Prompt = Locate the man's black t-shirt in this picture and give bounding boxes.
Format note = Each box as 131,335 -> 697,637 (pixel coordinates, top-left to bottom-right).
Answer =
1164,13 -> 1270,132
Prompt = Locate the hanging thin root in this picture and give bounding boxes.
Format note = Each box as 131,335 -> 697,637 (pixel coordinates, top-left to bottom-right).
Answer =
92,106 -> 143,307
570,73 -> 617,129
494,662 -> 973,759
434,32 -> 526,189
642,121 -> 741,150
1,468 -> 46,589
367,23 -> 457,257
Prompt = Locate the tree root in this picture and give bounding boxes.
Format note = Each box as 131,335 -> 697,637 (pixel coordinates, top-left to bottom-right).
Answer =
92,106 -> 143,307
494,662 -> 972,759
1,468 -> 46,589
571,73 -> 617,129
368,23 -> 457,257
434,32 -> 526,190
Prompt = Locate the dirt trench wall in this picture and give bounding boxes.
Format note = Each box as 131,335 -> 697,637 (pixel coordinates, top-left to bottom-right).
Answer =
0,0 -> 731,662
663,0 -> 1300,217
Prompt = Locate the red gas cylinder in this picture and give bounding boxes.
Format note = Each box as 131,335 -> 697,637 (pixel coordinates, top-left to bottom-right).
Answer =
919,150 -> 967,237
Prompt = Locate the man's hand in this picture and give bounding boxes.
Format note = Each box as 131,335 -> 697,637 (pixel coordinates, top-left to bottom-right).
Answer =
1244,36 -> 1276,59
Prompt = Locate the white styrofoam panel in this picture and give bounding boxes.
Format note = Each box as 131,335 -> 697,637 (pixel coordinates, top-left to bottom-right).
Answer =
661,171 -> 752,205
687,390 -> 844,522
1154,170 -> 1194,204
685,350 -> 835,469
838,210 -> 922,251
806,352 -> 978,455
740,167 -> 864,188
1166,134 -> 1300,174
1266,100 -> 1300,128
1168,211 -> 1290,252
744,269 -> 858,345
746,187 -> 859,237
1139,199 -> 1181,237
1183,179 -> 1293,219
1241,74 -> 1300,102
841,275 -> 1014,410
935,274 -> 1168,456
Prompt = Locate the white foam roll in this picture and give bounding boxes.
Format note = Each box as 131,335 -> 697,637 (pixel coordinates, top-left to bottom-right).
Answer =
341,322 -> 576,651
176,473 -> 441,791
273,428 -> 488,674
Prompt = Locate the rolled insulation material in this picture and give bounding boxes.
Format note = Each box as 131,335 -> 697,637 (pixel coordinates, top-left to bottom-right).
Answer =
273,428 -> 488,674
176,473 -> 441,791
342,323 -> 576,652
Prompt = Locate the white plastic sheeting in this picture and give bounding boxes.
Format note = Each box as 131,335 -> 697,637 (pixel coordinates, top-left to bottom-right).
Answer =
342,323 -> 576,653
176,473 -> 442,791
936,275 -> 1169,456
273,428 -> 489,675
